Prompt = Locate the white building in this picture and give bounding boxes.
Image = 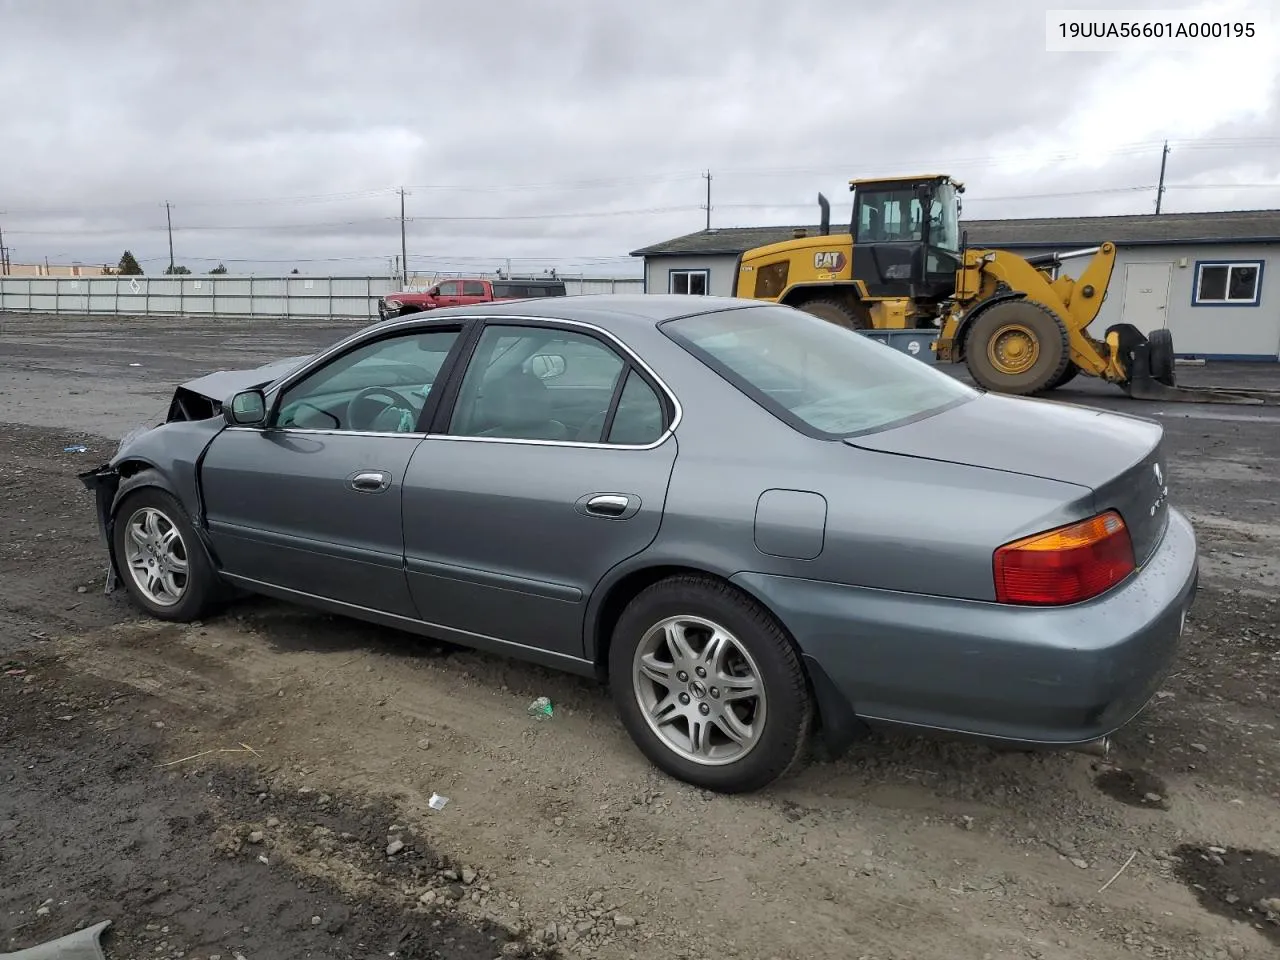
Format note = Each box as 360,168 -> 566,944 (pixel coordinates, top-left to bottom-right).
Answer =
630,209 -> 1280,361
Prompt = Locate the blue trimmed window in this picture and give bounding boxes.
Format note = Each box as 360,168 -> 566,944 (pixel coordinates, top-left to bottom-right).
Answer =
1192,260 -> 1263,307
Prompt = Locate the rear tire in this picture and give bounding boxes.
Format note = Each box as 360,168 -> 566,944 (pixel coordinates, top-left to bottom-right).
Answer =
796,298 -> 866,330
964,300 -> 1070,396
608,575 -> 814,794
1148,328 -> 1176,386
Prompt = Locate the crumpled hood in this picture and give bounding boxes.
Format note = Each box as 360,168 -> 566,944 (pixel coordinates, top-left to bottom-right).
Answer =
178,354 -> 312,402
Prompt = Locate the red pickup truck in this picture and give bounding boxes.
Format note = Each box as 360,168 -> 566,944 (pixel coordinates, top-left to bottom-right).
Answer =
378,277 -> 567,319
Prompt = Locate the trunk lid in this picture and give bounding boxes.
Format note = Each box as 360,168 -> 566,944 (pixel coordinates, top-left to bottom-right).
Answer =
846,393 -> 1170,563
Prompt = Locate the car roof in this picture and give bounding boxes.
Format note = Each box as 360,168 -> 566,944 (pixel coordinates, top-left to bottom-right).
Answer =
418,294 -> 761,331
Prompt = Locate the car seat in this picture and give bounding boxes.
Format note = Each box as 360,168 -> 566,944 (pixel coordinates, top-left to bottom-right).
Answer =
474,369 -> 569,440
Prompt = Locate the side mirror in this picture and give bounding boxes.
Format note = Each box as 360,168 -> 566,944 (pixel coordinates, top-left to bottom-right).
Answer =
224,389 -> 267,426
528,354 -> 567,380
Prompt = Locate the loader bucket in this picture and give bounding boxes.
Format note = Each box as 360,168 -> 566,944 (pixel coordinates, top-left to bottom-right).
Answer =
1115,323 -> 1280,405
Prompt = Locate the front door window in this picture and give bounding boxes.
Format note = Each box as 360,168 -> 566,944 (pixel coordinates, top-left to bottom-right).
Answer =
273,328 -> 461,433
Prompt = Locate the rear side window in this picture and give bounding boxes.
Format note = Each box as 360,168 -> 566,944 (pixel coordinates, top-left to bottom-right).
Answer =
662,305 -> 976,438
462,280 -> 486,296
607,369 -> 665,445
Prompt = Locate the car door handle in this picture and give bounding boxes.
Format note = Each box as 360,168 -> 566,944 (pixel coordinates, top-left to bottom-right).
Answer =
584,494 -> 630,517
348,470 -> 392,493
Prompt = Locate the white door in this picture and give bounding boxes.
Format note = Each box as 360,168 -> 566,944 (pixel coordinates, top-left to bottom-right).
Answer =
1120,262 -> 1172,334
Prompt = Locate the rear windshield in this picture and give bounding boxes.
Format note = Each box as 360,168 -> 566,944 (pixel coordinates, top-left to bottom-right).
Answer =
662,305 -> 977,438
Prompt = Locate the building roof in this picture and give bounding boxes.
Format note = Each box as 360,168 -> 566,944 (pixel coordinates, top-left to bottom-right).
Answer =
629,208 -> 1280,257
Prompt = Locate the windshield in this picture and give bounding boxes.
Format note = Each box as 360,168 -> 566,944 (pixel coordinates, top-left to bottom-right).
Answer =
930,182 -> 961,252
662,306 -> 977,438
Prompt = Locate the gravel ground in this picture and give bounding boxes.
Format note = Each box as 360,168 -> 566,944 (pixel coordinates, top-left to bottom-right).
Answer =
1,313 -> 1278,960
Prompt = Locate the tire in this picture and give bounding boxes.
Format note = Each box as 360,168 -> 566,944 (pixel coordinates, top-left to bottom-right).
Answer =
1046,363 -> 1080,390
111,485 -> 220,622
1148,328 -> 1176,386
796,298 -> 866,330
608,575 -> 814,793
963,299 -> 1071,396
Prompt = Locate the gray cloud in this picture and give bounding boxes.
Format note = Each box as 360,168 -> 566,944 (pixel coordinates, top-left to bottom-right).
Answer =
1,0 -> 1276,276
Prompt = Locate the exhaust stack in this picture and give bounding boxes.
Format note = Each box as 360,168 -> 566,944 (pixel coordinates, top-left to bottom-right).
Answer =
818,192 -> 830,236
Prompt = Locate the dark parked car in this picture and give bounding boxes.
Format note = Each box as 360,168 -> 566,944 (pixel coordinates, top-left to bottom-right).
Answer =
81,295 -> 1198,793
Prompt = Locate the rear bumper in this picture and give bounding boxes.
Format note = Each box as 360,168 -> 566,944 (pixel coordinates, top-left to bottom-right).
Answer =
732,507 -> 1199,747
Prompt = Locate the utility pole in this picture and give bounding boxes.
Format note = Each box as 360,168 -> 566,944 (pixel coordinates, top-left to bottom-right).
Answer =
165,201 -> 175,273
702,170 -> 712,230
1155,141 -> 1170,214
0,217 -> 7,276
398,187 -> 409,287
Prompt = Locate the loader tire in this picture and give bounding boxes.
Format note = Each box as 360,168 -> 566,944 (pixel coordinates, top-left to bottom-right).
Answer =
1046,363 -> 1080,390
1148,328 -> 1176,386
964,300 -> 1071,396
797,298 -> 866,330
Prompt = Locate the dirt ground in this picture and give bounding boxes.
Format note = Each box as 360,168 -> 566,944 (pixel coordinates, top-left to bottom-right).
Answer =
1,313 -> 1278,960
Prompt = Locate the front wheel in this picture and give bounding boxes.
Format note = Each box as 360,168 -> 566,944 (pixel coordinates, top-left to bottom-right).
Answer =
608,575 -> 814,793
963,299 -> 1071,396
112,486 -> 221,622
1046,363 -> 1080,390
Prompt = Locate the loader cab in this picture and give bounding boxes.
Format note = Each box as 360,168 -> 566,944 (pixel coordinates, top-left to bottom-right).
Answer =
849,175 -> 963,302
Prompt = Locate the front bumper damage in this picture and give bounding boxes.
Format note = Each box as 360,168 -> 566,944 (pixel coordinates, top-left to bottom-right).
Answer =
79,463 -> 124,594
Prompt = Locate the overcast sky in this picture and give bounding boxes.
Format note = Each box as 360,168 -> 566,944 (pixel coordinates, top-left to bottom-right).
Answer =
1,0 -> 1277,278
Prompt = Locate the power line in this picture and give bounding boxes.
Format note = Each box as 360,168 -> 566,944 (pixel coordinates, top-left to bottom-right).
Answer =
405,205 -> 702,223
6,135 -> 1280,218
12,182 -> 1280,238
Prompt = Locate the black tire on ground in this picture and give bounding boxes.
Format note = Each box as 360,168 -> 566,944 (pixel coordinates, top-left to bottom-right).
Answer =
608,575 -> 814,794
796,298 -> 865,330
111,485 -> 221,623
1046,363 -> 1080,390
1148,328 -> 1176,386
963,299 -> 1071,396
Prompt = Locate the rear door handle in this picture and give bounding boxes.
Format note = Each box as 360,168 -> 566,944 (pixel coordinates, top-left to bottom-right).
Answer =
579,493 -> 639,519
348,469 -> 392,493
587,494 -> 629,515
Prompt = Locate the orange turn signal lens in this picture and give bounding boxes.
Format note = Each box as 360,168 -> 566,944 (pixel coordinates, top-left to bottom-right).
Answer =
993,511 -> 1135,606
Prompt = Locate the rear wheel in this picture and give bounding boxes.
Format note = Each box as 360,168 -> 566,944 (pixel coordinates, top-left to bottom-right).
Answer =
964,300 -> 1070,396
608,575 -> 814,793
796,298 -> 866,330
1148,328 -> 1176,386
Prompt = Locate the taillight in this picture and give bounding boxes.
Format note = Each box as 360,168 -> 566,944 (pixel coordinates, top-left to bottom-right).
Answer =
993,511 -> 1135,606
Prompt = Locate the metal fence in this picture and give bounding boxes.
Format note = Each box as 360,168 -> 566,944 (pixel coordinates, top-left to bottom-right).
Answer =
0,274 -> 645,321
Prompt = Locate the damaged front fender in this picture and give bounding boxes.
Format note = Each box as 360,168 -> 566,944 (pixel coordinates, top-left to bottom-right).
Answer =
80,417 -> 231,595
80,351 -> 309,595
79,463 -> 124,594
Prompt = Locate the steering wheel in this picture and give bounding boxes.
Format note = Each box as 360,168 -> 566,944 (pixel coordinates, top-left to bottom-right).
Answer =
346,386 -> 419,432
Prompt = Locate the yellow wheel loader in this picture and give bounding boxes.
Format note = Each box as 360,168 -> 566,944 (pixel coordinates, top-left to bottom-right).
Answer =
733,174 -> 1277,403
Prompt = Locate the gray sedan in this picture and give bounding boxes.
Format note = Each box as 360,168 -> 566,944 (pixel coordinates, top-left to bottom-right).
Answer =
81,294 -> 1199,793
